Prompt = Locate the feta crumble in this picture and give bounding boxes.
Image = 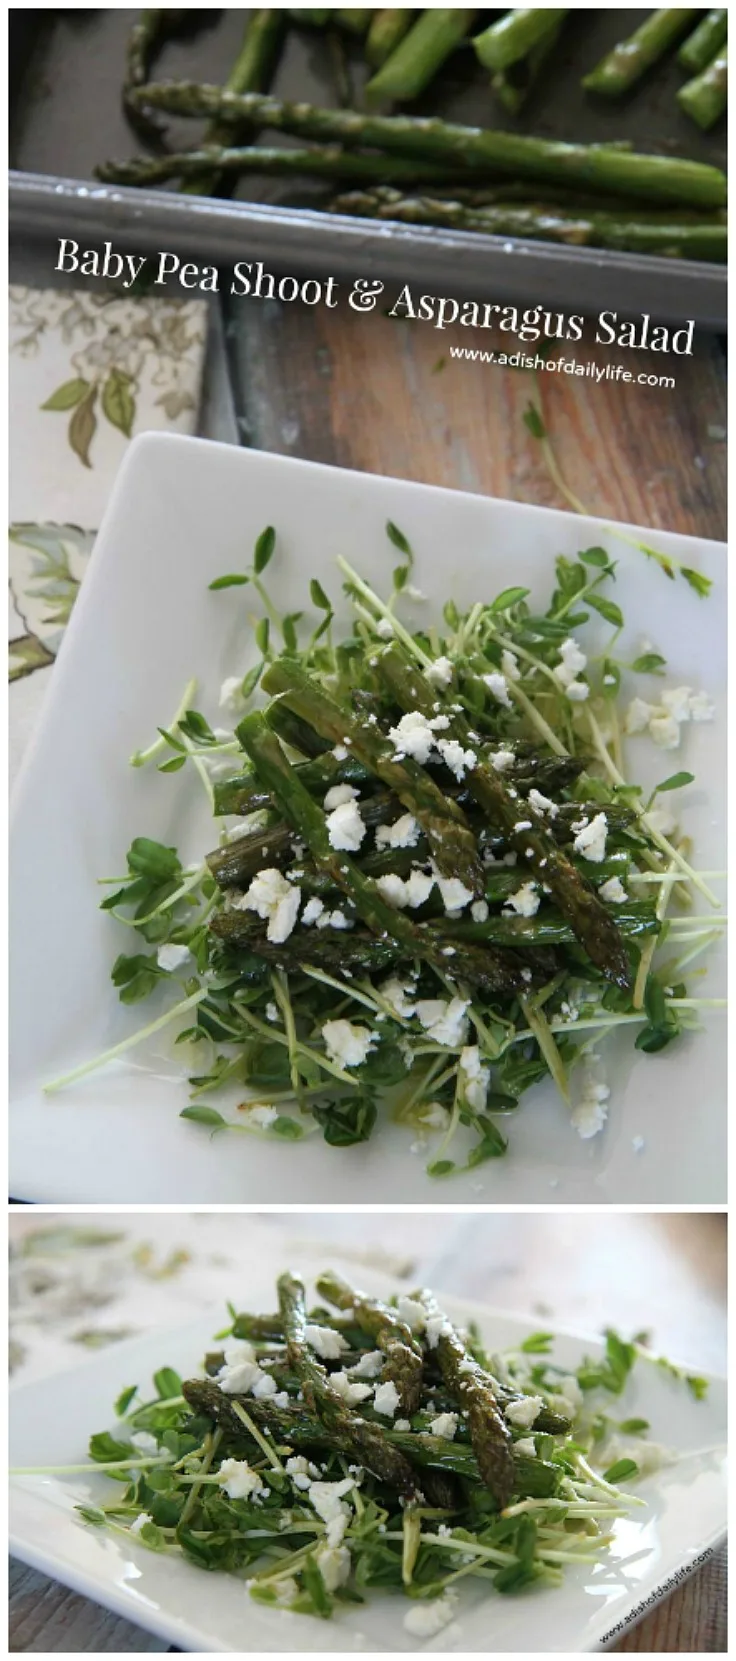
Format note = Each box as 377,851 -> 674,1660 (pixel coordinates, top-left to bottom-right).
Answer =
459,1045 -> 490,1110
239,867 -> 301,943
471,898 -> 489,922
527,788 -> 558,818
301,896 -> 325,926
375,616 -> 394,639
490,748 -> 515,772
388,710 -> 435,764
323,783 -> 359,810
375,813 -> 420,850
504,881 -> 540,918
430,862 -> 474,913
326,798 -> 366,851
129,1511 -> 154,1535
329,1370 -> 374,1406
415,996 -> 469,1047
403,1593 -> 457,1637
501,648 -> 521,682
218,1458 -> 267,1501
429,1412 -> 459,1440
304,1324 -> 349,1360
599,876 -> 628,903
505,1395 -> 544,1429
513,1437 -> 537,1458
553,637 -> 587,688
373,1380 -> 401,1418
397,1296 -> 427,1333
573,812 -> 608,863
424,655 -> 453,688
219,675 -> 246,714
348,1349 -> 384,1379
482,671 -> 512,708
436,737 -> 477,781
649,712 -> 681,750
322,1019 -> 377,1069
156,942 -> 191,972
316,1544 -> 351,1591
571,1061 -> 610,1140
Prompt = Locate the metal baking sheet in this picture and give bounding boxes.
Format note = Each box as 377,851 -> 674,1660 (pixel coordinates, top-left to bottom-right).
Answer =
9,8 -> 727,328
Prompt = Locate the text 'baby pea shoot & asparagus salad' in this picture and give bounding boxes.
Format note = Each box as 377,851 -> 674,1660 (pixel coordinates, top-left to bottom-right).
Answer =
46,523 -> 724,1171
34,1272 -> 707,1631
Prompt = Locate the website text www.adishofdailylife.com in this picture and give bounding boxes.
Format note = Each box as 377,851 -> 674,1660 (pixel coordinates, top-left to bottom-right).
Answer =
448,345 -> 676,389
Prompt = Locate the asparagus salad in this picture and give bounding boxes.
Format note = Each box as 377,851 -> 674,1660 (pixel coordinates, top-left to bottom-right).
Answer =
46,524 -> 724,1174
33,1272 -> 707,1631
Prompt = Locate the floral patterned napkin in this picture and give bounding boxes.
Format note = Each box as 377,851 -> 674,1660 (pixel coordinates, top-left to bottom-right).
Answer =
9,285 -> 208,779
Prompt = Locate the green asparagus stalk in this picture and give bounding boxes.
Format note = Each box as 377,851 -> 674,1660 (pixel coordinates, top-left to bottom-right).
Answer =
474,8 -> 569,72
491,12 -> 566,115
214,751 -> 372,817
132,82 -> 727,207
206,785 -> 394,888
123,9 -> 188,141
330,187 -> 728,260
96,145 -> 476,190
583,9 -> 700,97
678,9 -> 727,72
678,44 -> 727,129
260,662 -> 484,893
233,713 -> 532,994
366,8 -> 415,67
335,9 -> 374,35
365,9 -> 477,107
419,1291 -> 515,1506
180,10 -> 286,198
278,1271 -> 420,1493
374,644 -> 632,989
316,1271 -> 424,1412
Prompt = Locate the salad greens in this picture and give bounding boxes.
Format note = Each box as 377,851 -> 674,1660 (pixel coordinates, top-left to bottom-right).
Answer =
45,524 -> 724,1172
23,1274 -> 705,1629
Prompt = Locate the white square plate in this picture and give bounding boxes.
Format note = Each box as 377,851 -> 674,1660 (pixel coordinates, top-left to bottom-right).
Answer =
10,435 -> 726,1203
9,1276 -> 727,1654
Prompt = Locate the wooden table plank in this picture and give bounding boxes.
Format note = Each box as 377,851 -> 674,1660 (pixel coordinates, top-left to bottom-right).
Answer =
225,298 -> 726,540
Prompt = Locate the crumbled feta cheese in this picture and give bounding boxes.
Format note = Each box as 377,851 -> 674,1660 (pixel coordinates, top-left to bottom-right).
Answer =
316,1544 -> 351,1591
489,748 -> 515,772
322,1019 -> 377,1070
251,1370 -> 278,1399
388,710 -> 435,764
573,812 -> 608,863
373,1380 -> 401,1418
218,1458 -> 267,1501
599,876 -> 628,903
504,881 -> 540,918
689,690 -> 715,722
379,976 -> 417,1019
459,1045 -> 490,1110
501,648 -> 521,682
397,1296 -> 427,1333
323,783 -> 359,810
245,1104 -> 279,1130
286,1455 -> 315,1490
223,1340 -> 256,1367
308,1478 -> 355,1531
424,655 -> 453,688
219,675 -> 246,714
419,1101 -> 451,1131
329,1370 -> 374,1406
403,1593 -> 457,1637
349,1349 -> 384,1380
601,1436 -> 675,1478
326,798 -> 366,851
332,743 -> 348,760
375,813 -> 420,850
240,867 -> 301,943
394,1418 -> 411,1432
404,869 -> 434,908
375,616 -> 394,638
301,895 -> 325,927
513,1437 -> 537,1458
625,697 -> 655,735
265,1001 -> 279,1023
565,679 -> 590,702
375,872 -> 410,909
131,1431 -> 159,1454
129,1511 -> 154,1535
553,1374 -> 583,1414
505,1395 -> 544,1429
554,637 -> 587,688
304,1324 -> 349,1360
415,996 -> 469,1047
156,942 -> 191,972
425,1312 -> 452,1349
320,908 -> 354,931
218,1358 -> 264,1394
527,788 -> 558,819
514,820 -> 532,832
649,712 -> 681,751
436,737 -> 477,781
429,1412 -> 459,1440
430,863 -> 474,913
661,686 -> 693,724
471,898 -> 489,922
272,1391 -> 290,1409
482,671 -> 512,708
571,1061 -> 610,1140
632,1134 -> 646,1154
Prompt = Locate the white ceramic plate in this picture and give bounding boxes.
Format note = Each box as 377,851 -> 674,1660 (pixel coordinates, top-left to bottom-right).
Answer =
10,435 -> 726,1203
9,1279 -> 726,1654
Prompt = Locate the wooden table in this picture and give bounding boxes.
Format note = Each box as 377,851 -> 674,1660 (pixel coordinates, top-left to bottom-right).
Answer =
9,1209 -> 726,1652
223,296 -> 726,540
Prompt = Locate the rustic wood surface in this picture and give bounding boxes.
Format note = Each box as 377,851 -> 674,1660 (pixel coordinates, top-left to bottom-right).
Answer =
9,1210 -> 726,1651
224,297 -> 727,540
